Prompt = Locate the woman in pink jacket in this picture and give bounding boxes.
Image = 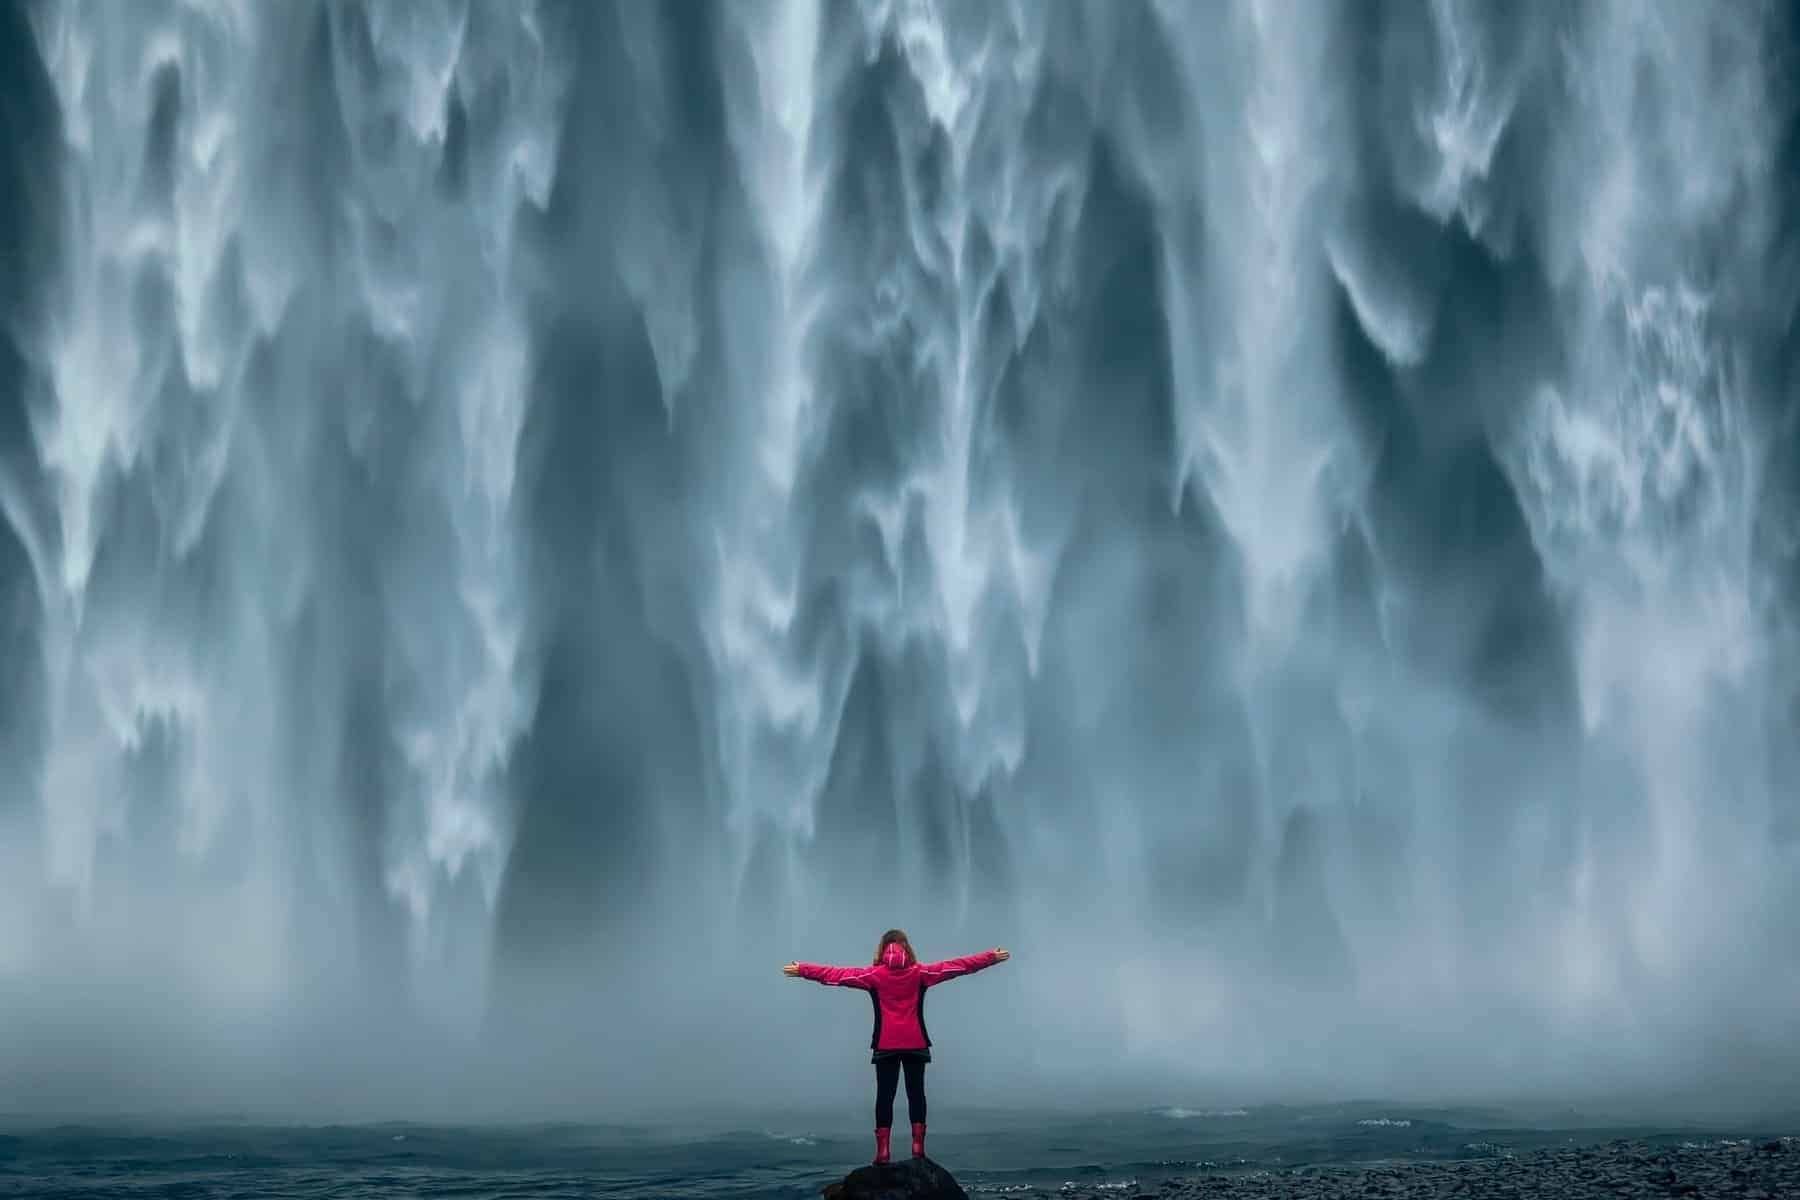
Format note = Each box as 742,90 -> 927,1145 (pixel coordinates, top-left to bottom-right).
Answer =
784,929 -> 1010,1164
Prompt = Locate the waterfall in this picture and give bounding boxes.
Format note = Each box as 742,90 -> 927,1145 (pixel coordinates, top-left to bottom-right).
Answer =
1,0 -> 1796,1118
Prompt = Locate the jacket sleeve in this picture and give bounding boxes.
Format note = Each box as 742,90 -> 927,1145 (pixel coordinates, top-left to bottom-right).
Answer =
794,962 -> 878,990
919,950 -> 1000,988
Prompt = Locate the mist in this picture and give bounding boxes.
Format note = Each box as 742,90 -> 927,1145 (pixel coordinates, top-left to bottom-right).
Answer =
2,0 -> 1798,1126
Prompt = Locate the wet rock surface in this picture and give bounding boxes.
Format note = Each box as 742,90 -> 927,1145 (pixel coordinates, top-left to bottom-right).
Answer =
1039,1136 -> 1800,1199
824,1154 -> 971,1200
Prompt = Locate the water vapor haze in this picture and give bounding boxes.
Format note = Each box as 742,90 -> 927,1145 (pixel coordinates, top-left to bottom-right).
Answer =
1,0 -> 1798,1123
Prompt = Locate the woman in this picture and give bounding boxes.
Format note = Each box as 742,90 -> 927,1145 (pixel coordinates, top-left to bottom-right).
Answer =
784,930 -> 1010,1164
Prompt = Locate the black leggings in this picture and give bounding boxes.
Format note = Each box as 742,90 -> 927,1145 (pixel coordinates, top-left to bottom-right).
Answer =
874,1056 -> 926,1127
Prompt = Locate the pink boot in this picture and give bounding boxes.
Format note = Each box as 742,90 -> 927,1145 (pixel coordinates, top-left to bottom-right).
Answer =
873,1127 -> 891,1164
911,1122 -> 926,1159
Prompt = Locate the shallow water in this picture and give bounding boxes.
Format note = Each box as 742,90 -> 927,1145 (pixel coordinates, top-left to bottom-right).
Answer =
2,1104 -> 1783,1198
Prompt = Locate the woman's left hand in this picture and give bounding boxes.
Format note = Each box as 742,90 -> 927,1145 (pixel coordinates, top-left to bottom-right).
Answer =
993,947 -> 1010,962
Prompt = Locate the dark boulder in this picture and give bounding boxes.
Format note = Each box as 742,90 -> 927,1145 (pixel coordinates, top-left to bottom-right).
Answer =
821,1155 -> 969,1200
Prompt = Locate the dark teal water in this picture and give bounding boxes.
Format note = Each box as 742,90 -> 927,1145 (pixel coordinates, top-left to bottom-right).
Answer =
0,1105 -> 1773,1198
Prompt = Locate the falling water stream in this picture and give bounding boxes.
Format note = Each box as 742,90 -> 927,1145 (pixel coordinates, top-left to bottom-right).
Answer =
1,0 -> 1797,1120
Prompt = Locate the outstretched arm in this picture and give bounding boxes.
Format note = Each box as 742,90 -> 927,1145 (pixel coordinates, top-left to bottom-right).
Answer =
783,960 -> 878,989
920,946 -> 1009,988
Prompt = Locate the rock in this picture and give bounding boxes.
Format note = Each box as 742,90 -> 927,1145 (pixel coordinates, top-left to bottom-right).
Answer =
1045,1133 -> 1800,1199
820,1155 -> 969,1200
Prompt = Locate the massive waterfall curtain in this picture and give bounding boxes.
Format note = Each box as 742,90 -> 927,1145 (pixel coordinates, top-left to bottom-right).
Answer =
1,0 -> 1797,1118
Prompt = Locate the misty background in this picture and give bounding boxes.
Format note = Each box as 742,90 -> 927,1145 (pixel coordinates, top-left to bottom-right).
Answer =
1,0 -> 1798,1123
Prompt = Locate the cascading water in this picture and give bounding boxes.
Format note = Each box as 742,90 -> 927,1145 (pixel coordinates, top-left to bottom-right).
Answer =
1,0 -> 1796,1120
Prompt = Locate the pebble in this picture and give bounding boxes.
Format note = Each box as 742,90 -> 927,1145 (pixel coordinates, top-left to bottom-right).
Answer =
1033,1136 -> 1800,1200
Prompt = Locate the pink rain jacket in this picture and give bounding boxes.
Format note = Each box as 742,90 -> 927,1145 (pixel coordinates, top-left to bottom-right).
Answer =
795,945 -> 1001,1054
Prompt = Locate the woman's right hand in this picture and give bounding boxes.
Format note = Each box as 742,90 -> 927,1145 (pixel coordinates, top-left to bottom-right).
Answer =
782,961 -> 801,977
993,947 -> 1010,962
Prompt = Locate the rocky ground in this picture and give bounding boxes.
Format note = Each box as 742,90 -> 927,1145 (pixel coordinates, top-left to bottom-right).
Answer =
826,1155 -> 972,1199
1025,1136 -> 1800,1199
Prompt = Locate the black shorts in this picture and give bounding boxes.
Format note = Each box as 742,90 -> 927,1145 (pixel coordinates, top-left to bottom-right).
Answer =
871,1048 -> 931,1064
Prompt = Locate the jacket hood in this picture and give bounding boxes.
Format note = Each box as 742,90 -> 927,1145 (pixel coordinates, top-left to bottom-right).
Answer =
882,942 -> 910,970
